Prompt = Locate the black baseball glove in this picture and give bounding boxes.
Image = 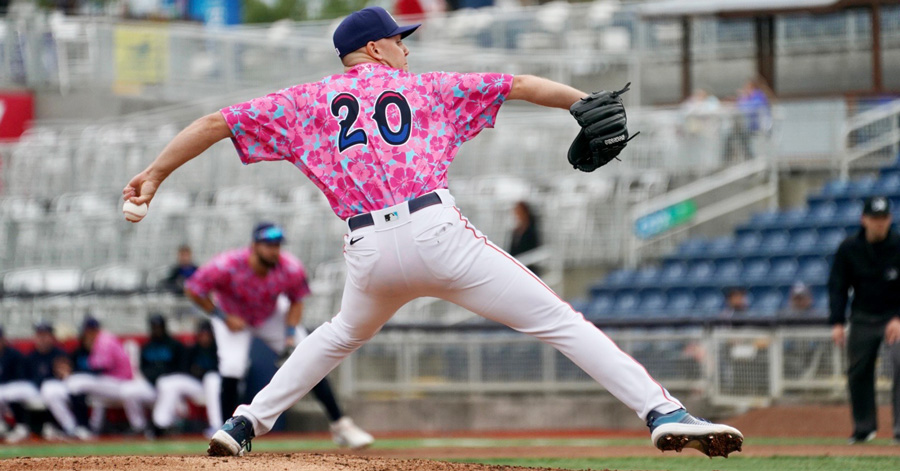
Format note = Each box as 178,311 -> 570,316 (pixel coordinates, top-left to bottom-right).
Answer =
567,82 -> 639,173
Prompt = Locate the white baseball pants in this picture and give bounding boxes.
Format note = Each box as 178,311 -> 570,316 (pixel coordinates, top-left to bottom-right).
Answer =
63,373 -> 156,431
211,296 -> 303,379
236,190 -> 683,435
152,372 -> 222,429
0,380 -> 41,410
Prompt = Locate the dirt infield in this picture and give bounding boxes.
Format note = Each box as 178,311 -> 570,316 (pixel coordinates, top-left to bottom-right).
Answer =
2,405 -> 900,471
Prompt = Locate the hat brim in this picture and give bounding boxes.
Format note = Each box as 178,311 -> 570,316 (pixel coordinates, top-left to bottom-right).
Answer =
392,24 -> 421,40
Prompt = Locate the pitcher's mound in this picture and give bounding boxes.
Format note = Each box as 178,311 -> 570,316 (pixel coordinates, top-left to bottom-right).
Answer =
1,453 -> 579,471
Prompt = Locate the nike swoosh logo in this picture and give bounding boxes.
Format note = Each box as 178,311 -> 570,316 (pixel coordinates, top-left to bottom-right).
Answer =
349,236 -> 364,245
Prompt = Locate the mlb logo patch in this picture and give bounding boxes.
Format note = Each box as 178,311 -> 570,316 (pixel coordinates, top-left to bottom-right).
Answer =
384,211 -> 399,222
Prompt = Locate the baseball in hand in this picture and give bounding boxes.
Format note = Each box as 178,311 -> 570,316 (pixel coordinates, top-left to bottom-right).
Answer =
123,201 -> 148,222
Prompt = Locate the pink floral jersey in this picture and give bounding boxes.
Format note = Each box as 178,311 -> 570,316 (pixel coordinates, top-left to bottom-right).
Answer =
221,63 -> 514,219
88,331 -> 133,380
184,247 -> 311,327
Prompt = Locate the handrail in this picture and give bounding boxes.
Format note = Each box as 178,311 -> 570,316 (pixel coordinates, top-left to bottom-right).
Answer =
840,98 -> 900,179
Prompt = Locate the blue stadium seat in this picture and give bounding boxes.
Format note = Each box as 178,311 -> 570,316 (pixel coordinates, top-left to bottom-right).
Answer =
779,208 -> 809,227
769,257 -> 799,284
817,228 -> 847,252
741,258 -> 770,284
665,289 -> 695,314
748,211 -> 780,229
587,293 -> 616,319
808,201 -> 838,225
835,200 -> 862,224
789,228 -> 819,253
875,172 -> 900,195
633,266 -> 661,287
658,262 -> 688,286
734,232 -> 762,255
848,175 -> 878,197
685,260 -> 716,286
798,257 -> 830,285
706,237 -> 735,257
759,230 -> 790,255
638,289 -> 667,315
820,179 -> 852,198
750,288 -> 785,315
694,289 -> 724,316
613,291 -> 641,315
714,259 -> 742,284
604,269 -> 636,288
676,238 -> 707,257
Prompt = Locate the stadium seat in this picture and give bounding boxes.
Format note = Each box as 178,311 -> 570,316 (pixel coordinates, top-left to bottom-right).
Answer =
835,200 -> 862,224
750,288 -> 785,316
779,208 -> 809,227
817,228 -> 848,252
685,260 -> 716,286
759,230 -> 791,256
847,175 -> 878,197
807,201 -> 837,225
694,289 -> 724,316
632,266 -> 661,286
769,257 -> 799,284
741,258 -> 770,284
748,211 -> 780,229
789,228 -> 819,253
875,172 -> 900,195
705,237 -> 735,257
637,289 -> 667,315
587,293 -> 615,319
675,238 -> 707,258
665,289 -> 695,314
714,259 -> 742,285
820,179 -> 851,198
798,257 -> 830,285
658,262 -> 688,286
734,232 -> 762,255
604,269 -> 635,288
612,291 -> 641,316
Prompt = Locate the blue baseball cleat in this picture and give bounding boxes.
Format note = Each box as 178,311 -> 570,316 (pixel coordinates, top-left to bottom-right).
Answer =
647,408 -> 743,457
207,416 -> 255,457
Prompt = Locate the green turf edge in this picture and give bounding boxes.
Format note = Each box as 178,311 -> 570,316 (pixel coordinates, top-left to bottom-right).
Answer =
452,456 -> 900,471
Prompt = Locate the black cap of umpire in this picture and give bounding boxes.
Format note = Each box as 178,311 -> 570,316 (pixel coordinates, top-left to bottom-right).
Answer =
863,196 -> 891,217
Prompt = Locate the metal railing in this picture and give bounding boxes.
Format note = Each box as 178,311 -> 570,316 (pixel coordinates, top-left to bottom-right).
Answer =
342,325 -> 868,406
840,98 -> 900,178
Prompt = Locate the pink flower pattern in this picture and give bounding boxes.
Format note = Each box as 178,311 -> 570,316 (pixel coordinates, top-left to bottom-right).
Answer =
221,63 -> 513,219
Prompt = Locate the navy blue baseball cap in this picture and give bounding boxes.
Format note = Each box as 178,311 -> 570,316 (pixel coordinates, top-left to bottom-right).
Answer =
333,6 -> 421,58
81,316 -> 100,331
34,321 -> 54,334
863,196 -> 891,216
252,222 -> 285,244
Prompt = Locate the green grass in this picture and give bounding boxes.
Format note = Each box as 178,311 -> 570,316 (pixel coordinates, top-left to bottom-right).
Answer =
457,456 -> 900,471
1,436 -> 898,471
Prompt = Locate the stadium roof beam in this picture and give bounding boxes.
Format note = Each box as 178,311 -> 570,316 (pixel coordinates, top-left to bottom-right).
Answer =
640,0 -> 900,100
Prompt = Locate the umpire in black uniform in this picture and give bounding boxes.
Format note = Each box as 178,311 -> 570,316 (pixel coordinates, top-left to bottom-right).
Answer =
828,195 -> 900,443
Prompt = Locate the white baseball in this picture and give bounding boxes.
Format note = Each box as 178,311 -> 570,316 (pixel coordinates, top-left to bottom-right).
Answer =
123,201 -> 148,222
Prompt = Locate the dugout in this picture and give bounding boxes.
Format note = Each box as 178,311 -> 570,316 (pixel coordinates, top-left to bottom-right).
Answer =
640,0 -> 900,100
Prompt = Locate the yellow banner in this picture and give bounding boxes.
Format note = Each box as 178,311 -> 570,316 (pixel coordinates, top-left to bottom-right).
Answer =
114,25 -> 169,93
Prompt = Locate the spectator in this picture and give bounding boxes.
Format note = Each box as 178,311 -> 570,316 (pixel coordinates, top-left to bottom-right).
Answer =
32,322 -> 94,441
779,282 -> 820,318
829,196 -> 900,444
162,245 -> 198,294
719,287 -> 749,320
508,201 -> 542,275
152,320 -> 222,437
725,77 -> 773,161
64,317 -> 156,436
0,326 -> 33,443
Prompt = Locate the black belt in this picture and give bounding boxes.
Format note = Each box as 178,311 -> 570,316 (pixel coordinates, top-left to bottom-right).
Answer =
348,192 -> 442,231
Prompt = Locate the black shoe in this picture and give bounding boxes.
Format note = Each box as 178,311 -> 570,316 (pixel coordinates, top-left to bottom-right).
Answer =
847,431 -> 876,444
207,416 -> 255,457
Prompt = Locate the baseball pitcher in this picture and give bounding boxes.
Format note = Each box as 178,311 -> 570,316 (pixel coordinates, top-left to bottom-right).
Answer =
123,6 -> 742,458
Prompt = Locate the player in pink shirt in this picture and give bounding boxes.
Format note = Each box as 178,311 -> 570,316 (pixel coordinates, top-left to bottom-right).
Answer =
123,6 -> 742,458
62,318 -> 156,436
184,223 -> 373,449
